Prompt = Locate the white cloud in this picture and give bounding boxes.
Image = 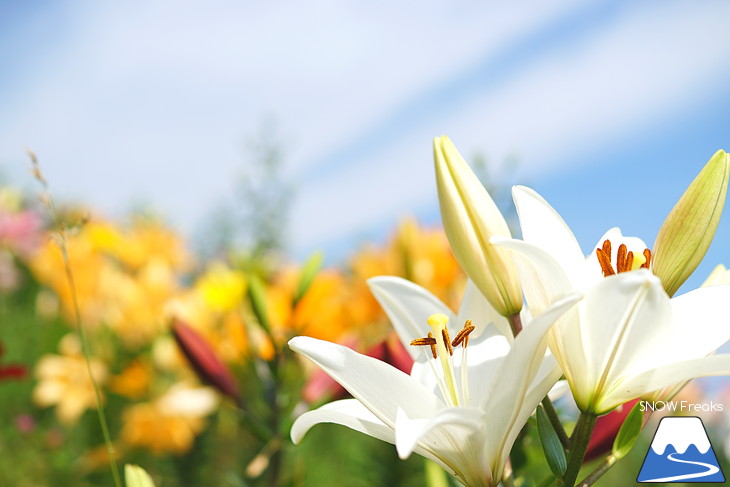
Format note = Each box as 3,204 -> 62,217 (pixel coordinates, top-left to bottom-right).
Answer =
0,0 -> 581,231
288,0 -> 730,254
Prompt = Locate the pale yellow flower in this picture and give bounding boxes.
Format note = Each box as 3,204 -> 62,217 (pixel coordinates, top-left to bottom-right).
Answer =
32,334 -> 107,425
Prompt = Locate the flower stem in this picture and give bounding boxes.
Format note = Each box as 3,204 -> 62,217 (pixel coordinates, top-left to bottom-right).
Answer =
541,397 -> 570,450
507,313 -> 523,336
576,454 -> 616,487
561,412 -> 597,487
30,153 -> 122,487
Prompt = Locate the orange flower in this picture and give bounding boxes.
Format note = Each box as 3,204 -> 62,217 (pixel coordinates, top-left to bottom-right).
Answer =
121,384 -> 218,454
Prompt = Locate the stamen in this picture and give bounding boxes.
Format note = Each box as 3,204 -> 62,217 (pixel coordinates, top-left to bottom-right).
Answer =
596,239 -> 653,276
596,247 -> 615,276
442,329 -> 453,356
602,239 -> 612,258
426,313 -> 459,407
625,251 -> 634,272
452,320 -> 475,348
641,248 -> 652,269
410,333 -> 437,359
617,244 -> 627,273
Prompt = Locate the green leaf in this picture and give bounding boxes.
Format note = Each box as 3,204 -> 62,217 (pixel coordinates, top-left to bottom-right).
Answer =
248,273 -> 271,335
537,406 -> 567,477
294,251 -> 324,304
125,464 -> 156,487
612,402 -> 644,459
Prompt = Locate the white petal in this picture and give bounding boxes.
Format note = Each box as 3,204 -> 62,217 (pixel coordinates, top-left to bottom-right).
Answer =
481,292 -> 581,453
490,237 -> 573,316
579,271 -> 672,405
512,185 -> 586,288
289,337 -> 443,426
396,407 -> 492,487
368,276 -> 456,361
292,399 -> 457,475
457,279 -> 512,339
484,292 -> 581,411
291,399 -> 394,444
667,285 -> 730,361
497,362 -> 564,474
607,355 -> 730,411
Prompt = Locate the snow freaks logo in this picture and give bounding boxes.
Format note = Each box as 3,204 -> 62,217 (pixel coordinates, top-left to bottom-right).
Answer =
637,416 -> 725,483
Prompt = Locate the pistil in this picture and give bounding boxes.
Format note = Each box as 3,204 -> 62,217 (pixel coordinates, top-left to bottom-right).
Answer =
410,315 -> 476,407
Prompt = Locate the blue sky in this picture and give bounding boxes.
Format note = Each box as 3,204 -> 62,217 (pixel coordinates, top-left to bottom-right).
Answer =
1,1 -> 729,293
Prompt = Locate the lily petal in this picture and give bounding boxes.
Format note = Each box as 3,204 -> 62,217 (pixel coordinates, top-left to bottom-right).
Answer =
667,284 -> 730,362
458,279 -> 512,339
292,399 -> 393,445
396,407 -> 492,487
609,355 -> 730,411
368,276 -> 456,361
289,337 -> 442,426
482,293 -> 580,466
512,185 -> 586,289
578,271 -> 672,411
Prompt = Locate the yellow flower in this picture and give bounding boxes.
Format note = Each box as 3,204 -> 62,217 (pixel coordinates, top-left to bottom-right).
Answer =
30,218 -> 188,347
121,384 -> 218,454
165,261 -> 249,363
196,261 -> 247,312
32,334 -> 107,425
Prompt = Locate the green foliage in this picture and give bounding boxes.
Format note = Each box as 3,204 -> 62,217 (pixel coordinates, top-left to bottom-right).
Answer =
611,403 -> 643,460
536,406 -> 567,477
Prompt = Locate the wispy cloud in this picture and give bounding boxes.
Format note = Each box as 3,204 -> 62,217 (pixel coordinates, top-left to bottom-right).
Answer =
1,1 -> 728,261
288,0 -> 730,255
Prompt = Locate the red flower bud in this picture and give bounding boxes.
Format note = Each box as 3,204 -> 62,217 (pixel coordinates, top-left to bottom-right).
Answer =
0,342 -> 26,382
172,319 -> 240,404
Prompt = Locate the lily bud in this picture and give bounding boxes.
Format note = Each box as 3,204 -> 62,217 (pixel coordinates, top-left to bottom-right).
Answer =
125,464 -> 156,487
652,150 -> 730,296
433,135 -> 522,316
172,319 -> 241,404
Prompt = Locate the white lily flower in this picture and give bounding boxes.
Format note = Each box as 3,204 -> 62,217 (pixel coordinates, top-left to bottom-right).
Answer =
491,186 -> 730,414
290,276 -> 580,487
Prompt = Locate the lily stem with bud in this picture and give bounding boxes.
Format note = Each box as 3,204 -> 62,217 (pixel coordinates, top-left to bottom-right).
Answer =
541,397 -> 570,450
561,412 -> 597,487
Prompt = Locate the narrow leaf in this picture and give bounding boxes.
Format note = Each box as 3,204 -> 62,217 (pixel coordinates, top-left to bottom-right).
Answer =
537,406 -> 567,477
612,402 -> 644,459
294,251 -> 324,304
248,274 -> 271,335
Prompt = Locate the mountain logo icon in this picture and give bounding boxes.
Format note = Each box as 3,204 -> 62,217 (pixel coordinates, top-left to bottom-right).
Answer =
637,416 -> 725,483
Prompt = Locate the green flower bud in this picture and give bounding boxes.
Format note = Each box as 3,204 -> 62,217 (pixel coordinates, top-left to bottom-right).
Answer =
652,150 -> 730,296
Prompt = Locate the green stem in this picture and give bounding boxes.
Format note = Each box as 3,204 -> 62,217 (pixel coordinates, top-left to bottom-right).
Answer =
31,154 -> 123,487
507,313 -> 523,336
561,412 -> 597,487
424,460 -> 449,487
542,397 -> 570,450
576,454 -> 616,487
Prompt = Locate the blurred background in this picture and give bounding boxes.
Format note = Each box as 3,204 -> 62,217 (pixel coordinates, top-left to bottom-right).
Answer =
1,1 -> 729,486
